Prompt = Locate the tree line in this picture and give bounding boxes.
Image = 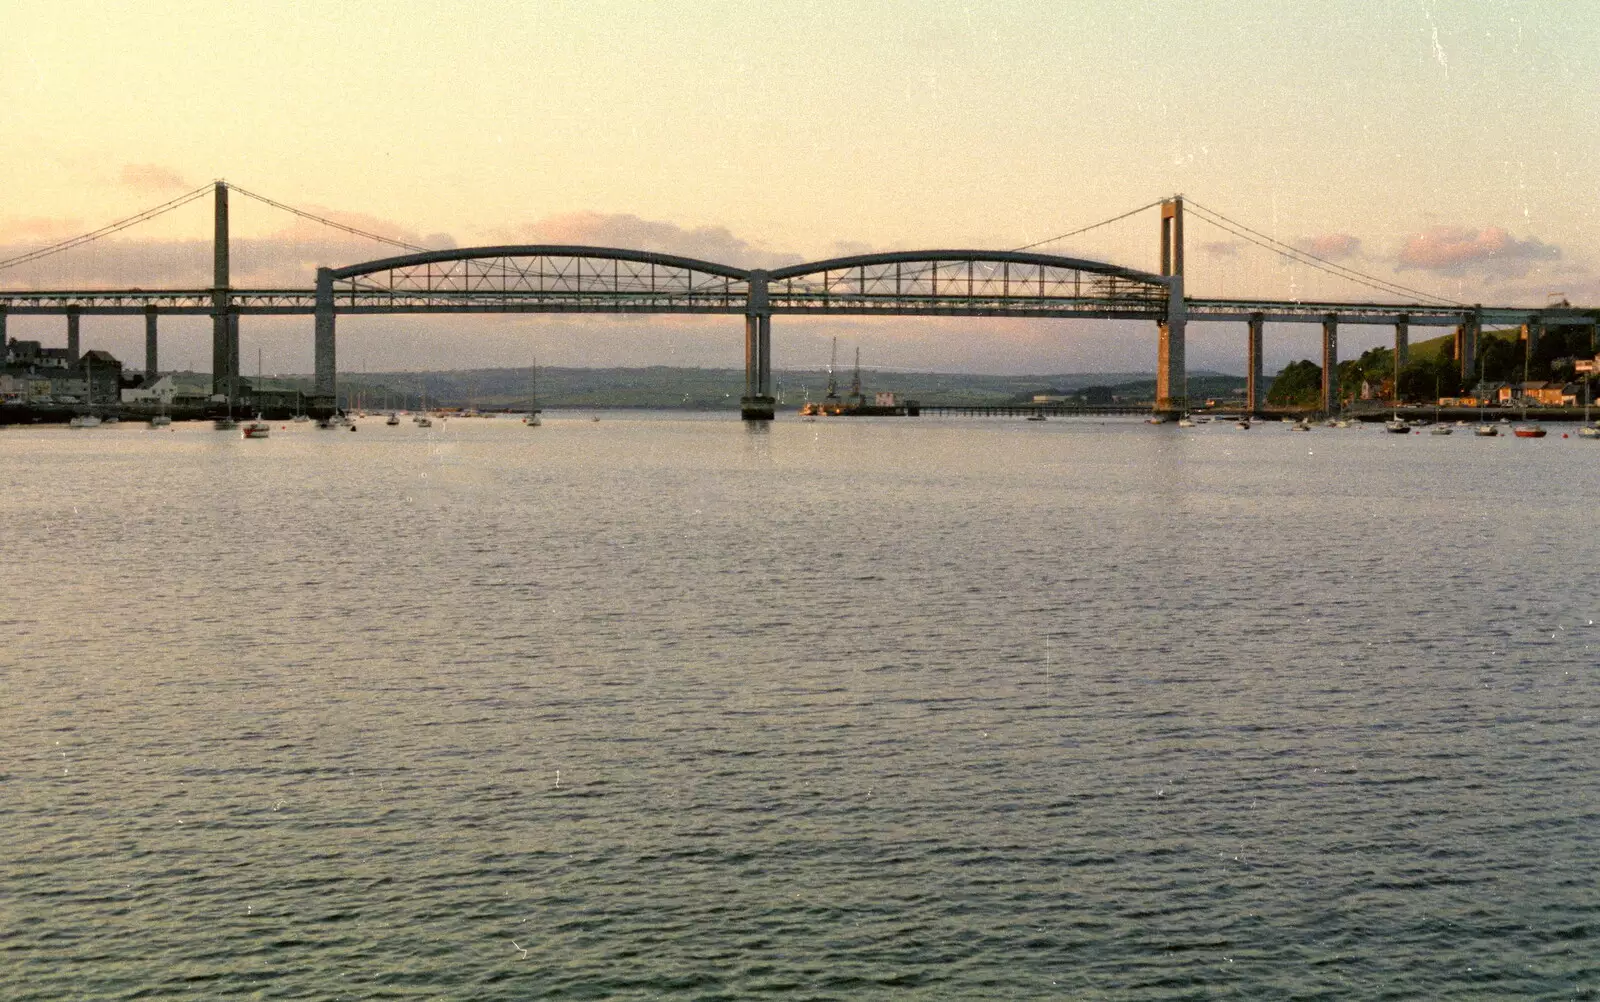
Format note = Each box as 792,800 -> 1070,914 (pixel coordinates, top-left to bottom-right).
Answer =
1266,325 -> 1598,407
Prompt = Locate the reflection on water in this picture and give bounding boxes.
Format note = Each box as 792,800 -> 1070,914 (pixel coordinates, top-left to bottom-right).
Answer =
2,414 -> 1595,998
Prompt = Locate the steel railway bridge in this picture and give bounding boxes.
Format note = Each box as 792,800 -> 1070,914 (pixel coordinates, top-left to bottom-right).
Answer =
2,183 -> 1595,418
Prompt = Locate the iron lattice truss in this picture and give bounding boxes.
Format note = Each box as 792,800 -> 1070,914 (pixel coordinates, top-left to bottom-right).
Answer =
331,248 -> 749,314
0,289 -> 315,314
766,252 -> 1171,317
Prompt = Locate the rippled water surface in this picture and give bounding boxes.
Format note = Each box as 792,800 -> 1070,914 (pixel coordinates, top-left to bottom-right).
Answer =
2,413 -> 1596,999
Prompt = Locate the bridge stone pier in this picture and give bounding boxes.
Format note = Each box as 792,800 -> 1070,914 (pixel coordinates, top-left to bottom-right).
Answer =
314,267 -> 335,407
1246,313 -> 1263,414
741,270 -> 774,420
66,308 -> 80,365
1321,316 -> 1339,413
1394,317 -> 1409,393
144,305 -> 158,379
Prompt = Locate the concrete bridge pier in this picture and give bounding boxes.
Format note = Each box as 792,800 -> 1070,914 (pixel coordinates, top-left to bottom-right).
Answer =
1246,313 -> 1263,415
1154,198 -> 1187,417
144,306 -> 159,379
0,307 -> 7,350
740,270 -> 774,420
313,267 -> 337,411
1321,315 -> 1339,414
1521,317 -> 1541,367
1394,317 -> 1409,399
210,181 -> 235,398
1460,311 -> 1479,386
67,308 -> 80,365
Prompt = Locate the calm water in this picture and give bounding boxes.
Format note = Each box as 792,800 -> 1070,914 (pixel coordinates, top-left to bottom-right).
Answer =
2,413 -> 1595,1000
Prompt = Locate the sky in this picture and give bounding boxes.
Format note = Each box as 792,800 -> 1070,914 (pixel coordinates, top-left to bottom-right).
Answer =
2,0 -> 1596,376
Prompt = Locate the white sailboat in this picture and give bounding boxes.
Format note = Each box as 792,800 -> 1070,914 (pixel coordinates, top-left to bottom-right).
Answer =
242,350 -> 271,438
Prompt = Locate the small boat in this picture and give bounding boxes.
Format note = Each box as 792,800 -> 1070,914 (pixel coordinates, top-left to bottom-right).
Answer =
1430,425 -> 1453,435
1385,419 -> 1410,434
1176,417 -> 1194,427
1028,413 -> 1049,423
1474,424 -> 1499,437
1579,426 -> 1600,439
68,414 -> 102,429
1513,425 -> 1547,438
214,417 -> 238,431
150,414 -> 172,428
1291,420 -> 1311,432
1334,419 -> 1352,428
1235,419 -> 1251,430
1193,415 -> 1212,424
416,415 -> 433,428
291,413 -> 311,423
386,412 -> 400,426
242,416 -> 271,439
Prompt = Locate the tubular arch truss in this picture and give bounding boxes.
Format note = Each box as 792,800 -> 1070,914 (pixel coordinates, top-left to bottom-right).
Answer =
764,251 -> 1170,317
318,245 -> 1172,317
328,246 -> 751,314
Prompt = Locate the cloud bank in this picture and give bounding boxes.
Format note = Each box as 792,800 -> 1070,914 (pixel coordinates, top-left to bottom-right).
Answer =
499,212 -> 804,271
1397,226 -> 1559,278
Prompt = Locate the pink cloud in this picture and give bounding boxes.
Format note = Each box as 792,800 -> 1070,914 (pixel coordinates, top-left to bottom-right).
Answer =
1397,226 -> 1558,277
501,212 -> 802,270
1299,233 -> 1362,260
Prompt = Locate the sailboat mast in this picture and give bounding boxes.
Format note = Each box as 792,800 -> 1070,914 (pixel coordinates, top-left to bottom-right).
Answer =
850,347 -> 861,399
826,337 -> 838,399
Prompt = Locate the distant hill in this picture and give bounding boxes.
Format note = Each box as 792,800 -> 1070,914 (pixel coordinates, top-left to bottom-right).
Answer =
311,366 -> 1249,410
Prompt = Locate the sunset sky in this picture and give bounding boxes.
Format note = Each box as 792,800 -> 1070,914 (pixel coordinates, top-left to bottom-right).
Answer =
2,1 -> 1595,375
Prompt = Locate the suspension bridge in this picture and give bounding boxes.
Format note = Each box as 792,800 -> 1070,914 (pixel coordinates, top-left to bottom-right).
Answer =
1,183 -> 1593,419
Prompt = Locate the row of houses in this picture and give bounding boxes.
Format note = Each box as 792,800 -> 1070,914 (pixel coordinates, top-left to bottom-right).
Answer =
1434,381 -> 1592,408
2,339 -> 125,407
5,338 -> 316,415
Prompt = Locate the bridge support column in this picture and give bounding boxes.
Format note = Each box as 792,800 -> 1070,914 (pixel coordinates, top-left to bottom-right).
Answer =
1394,317 -> 1409,401
1155,276 -> 1186,417
1521,318 -> 1540,373
144,305 -> 159,380
211,180 -> 231,398
0,307 -> 7,351
67,308 -> 80,366
740,314 -> 774,420
1321,315 -> 1339,414
740,270 -> 774,420
1246,313 -> 1263,415
314,267 -> 337,412
1460,311 -> 1479,387
228,313 -> 241,399
1154,198 -> 1186,418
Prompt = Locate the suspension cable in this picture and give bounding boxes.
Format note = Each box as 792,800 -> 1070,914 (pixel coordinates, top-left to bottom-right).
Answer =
1011,199 -> 1166,253
0,183 -> 213,272
228,184 -> 429,253
1184,198 -> 1462,306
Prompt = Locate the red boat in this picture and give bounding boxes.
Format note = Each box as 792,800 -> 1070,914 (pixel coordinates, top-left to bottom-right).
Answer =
1513,425 -> 1547,438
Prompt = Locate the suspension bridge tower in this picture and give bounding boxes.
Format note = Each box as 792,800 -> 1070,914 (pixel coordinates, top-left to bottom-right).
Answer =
209,181 -> 240,400
1155,196 -> 1187,417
